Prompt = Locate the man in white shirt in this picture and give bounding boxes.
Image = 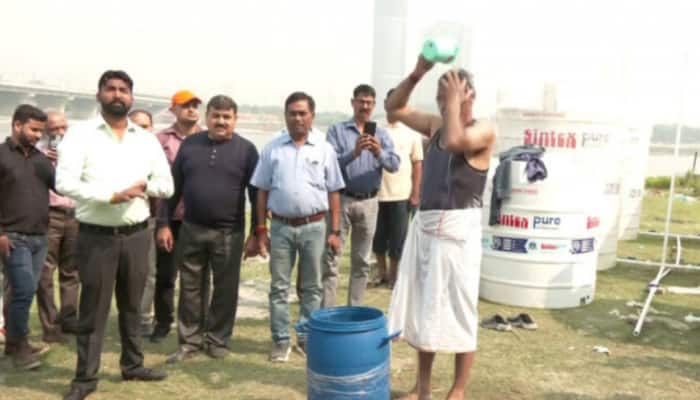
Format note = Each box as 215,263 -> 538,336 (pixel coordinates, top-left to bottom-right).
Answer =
57,70 -> 173,400
371,89 -> 423,288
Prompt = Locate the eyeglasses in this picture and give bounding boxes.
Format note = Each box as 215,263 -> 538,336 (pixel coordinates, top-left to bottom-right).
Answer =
352,99 -> 375,106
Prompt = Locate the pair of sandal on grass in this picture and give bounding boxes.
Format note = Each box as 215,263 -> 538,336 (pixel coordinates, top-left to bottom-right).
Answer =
480,313 -> 538,331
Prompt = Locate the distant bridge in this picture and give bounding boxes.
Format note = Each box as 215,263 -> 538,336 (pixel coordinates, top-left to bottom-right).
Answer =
0,80 -> 169,119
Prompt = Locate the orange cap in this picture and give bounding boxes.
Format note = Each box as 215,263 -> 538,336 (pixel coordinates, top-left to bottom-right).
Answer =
171,90 -> 201,107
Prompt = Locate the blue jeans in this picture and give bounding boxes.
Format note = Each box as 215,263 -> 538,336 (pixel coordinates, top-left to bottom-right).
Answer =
3,232 -> 48,338
269,219 -> 325,344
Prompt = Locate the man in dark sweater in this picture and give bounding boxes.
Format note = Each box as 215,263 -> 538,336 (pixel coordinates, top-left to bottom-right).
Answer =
1,104 -> 52,370
163,95 -> 259,363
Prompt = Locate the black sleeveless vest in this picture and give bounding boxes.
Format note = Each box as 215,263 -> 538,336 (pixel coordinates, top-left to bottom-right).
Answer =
419,129 -> 488,210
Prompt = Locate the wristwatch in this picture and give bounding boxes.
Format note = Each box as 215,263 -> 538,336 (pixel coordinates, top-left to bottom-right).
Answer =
330,230 -> 341,236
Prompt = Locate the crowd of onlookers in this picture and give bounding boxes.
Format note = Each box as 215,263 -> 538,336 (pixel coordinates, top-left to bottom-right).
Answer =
3,55 -> 489,399
1,69 -> 425,399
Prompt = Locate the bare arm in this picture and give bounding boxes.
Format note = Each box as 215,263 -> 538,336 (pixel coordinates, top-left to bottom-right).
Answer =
328,191 -> 340,231
256,189 -> 269,232
326,190 -> 342,254
385,56 -> 443,138
254,189 -> 271,258
442,70 -> 495,154
410,160 -> 422,206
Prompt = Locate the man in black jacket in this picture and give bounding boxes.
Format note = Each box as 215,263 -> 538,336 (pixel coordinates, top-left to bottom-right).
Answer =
0,104 -> 52,370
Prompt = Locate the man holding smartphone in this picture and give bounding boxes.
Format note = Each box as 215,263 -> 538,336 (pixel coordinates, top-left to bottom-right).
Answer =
35,111 -> 80,344
323,84 -> 400,307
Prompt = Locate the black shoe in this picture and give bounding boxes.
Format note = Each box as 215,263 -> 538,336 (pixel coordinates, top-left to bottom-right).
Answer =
507,313 -> 538,330
63,385 -> 95,400
149,325 -> 170,343
205,344 -> 228,359
121,367 -> 167,381
480,314 -> 513,331
61,321 -> 80,335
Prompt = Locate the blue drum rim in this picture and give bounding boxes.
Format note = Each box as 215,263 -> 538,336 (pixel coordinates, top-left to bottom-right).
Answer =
309,306 -> 386,333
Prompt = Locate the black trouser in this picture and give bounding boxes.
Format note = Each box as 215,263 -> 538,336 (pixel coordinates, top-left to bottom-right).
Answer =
372,200 -> 410,259
153,220 -> 181,329
176,221 -> 243,351
71,224 -> 150,390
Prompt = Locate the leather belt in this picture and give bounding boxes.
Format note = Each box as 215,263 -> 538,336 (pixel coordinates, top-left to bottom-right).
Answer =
272,212 -> 325,227
341,189 -> 378,200
49,206 -> 75,217
79,221 -> 148,236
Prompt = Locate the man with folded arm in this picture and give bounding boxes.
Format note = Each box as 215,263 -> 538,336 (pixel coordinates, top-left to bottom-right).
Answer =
57,70 -> 173,400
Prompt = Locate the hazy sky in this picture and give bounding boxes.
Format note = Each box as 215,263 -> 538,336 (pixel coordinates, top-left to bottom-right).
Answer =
1,0 -> 699,124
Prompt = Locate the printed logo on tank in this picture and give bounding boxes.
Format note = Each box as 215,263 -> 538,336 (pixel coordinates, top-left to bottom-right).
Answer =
483,235 -> 595,256
523,129 -> 611,149
499,214 -> 562,230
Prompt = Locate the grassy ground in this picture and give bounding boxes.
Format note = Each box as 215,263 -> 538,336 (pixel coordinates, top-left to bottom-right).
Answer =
2,193 -> 700,399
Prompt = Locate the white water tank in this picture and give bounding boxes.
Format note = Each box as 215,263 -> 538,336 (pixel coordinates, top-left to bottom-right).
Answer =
491,109 -> 623,270
618,125 -> 651,240
480,154 -> 602,308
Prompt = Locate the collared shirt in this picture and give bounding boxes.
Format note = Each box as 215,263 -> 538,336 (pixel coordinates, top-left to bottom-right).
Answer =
251,129 -> 345,218
0,137 -> 55,234
326,119 -> 400,194
55,116 -> 174,227
168,131 -> 259,232
154,124 -> 203,223
37,137 -> 75,210
378,123 -> 424,201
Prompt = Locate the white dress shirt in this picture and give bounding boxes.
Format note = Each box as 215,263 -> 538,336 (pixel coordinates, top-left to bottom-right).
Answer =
56,115 -> 173,226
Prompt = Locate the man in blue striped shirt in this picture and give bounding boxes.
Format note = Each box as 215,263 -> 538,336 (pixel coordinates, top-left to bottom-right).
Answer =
252,92 -> 344,362
322,84 -> 400,307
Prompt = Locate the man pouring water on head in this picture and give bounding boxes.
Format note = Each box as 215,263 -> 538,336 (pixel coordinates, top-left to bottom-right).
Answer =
384,45 -> 495,400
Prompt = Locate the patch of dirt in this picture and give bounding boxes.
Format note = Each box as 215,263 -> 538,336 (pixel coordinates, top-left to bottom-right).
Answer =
237,279 -> 300,319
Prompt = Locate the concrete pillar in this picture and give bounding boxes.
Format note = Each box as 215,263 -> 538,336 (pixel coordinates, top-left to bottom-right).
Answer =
371,0 -> 408,110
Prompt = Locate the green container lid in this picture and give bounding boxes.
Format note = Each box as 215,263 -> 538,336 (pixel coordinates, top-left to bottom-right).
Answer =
421,37 -> 459,64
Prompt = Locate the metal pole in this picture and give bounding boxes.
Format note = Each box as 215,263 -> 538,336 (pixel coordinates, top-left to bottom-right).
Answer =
617,258 -> 700,272
634,53 -> 688,336
693,151 -> 697,174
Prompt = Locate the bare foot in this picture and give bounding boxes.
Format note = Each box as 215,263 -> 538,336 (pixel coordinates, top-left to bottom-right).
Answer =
445,389 -> 464,399
397,387 -> 432,400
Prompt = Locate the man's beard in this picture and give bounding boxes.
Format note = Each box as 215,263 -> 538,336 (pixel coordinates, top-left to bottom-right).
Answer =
18,133 -> 35,148
102,100 -> 130,117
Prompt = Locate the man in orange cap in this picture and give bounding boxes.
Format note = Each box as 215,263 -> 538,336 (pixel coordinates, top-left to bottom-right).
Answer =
149,90 -> 204,342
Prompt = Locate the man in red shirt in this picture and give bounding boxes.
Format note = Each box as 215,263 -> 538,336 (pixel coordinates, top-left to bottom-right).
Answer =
35,111 -> 80,343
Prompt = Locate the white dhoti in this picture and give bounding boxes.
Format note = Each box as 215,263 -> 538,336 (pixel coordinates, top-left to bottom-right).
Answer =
388,208 -> 482,353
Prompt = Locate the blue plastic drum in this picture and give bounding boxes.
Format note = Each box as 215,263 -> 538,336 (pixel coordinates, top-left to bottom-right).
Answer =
300,306 -> 399,399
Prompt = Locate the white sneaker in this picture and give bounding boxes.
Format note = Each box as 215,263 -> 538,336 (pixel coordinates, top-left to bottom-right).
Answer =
269,341 -> 291,363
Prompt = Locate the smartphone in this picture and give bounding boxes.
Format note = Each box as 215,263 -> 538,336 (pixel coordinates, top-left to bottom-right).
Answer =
49,135 -> 62,150
364,121 -> 377,136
